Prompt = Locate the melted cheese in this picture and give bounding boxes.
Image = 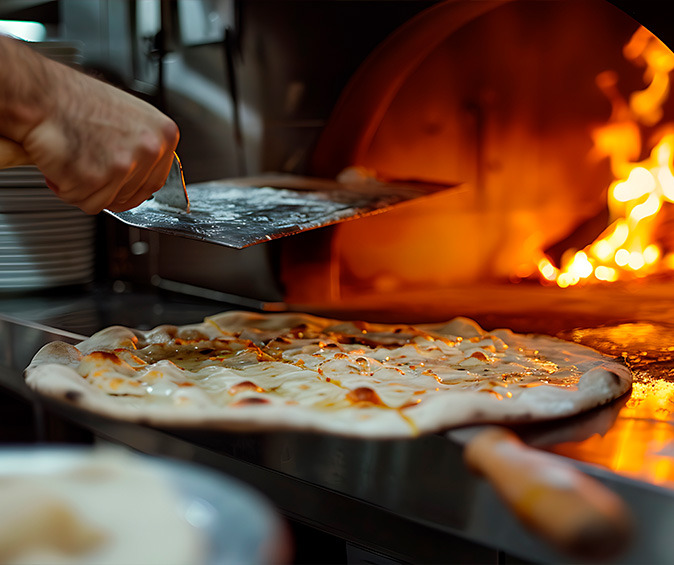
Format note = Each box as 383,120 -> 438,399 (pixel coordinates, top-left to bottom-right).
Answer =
75,317 -> 583,413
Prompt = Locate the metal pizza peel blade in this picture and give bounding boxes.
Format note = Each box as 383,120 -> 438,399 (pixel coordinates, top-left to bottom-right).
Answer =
106,165 -> 459,249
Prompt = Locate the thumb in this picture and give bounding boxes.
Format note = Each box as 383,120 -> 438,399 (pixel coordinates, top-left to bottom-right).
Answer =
0,137 -> 31,168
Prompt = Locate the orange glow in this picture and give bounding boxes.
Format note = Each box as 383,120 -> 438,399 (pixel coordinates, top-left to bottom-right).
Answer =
538,27 -> 674,287
549,322 -> 674,486
551,377 -> 674,486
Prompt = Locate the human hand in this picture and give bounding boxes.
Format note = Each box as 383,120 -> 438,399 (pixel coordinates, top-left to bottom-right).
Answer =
24,68 -> 179,214
0,37 -> 179,215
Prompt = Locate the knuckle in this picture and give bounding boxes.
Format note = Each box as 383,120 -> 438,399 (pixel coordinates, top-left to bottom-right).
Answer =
54,184 -> 84,203
137,135 -> 161,159
112,153 -> 134,176
113,194 -> 142,212
161,118 -> 179,145
78,169 -> 106,189
114,192 -> 132,205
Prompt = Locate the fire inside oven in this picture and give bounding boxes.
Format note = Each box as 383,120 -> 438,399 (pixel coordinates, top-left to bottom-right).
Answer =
264,0 -> 674,331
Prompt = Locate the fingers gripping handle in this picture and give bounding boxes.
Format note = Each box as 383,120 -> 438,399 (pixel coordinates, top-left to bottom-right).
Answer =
463,427 -> 632,561
0,137 -> 30,168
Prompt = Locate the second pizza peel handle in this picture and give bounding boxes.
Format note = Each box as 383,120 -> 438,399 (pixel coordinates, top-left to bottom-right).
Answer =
0,137 -> 30,169
463,426 -> 632,561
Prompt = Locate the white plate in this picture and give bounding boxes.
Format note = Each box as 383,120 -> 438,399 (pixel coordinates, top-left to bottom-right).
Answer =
0,174 -> 47,181
0,201 -> 79,213
0,249 -> 92,260
0,447 -> 285,565
0,261 -> 94,274
0,267 -> 94,283
0,268 -> 93,279
0,189 -> 56,196
0,275 -> 93,290
0,211 -> 92,222
0,217 -> 92,232
0,241 -> 94,253
0,252 -> 93,264
0,256 -> 94,270
0,209 -> 89,222
0,236 -> 95,249
0,179 -> 49,188
0,233 -> 95,247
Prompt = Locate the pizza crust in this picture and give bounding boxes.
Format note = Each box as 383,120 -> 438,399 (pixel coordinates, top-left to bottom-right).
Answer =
25,312 -> 631,438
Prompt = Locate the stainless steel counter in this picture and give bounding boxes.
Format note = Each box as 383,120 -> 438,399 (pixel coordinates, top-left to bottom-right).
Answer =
1,288 -> 674,564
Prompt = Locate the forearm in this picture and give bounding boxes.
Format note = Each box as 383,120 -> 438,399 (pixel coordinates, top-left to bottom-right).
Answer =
0,35 -> 57,143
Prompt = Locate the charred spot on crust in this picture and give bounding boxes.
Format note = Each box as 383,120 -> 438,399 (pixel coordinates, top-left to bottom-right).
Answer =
271,337 -> 292,345
399,399 -> 421,409
64,390 -> 81,403
608,370 -> 624,386
87,351 -> 122,364
229,381 -> 264,395
346,387 -> 386,406
230,397 -> 270,407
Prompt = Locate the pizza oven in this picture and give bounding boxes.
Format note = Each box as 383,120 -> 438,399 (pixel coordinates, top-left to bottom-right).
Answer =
3,1 -> 674,564
275,0 -> 674,334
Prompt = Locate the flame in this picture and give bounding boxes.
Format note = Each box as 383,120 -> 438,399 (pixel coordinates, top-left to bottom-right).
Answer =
538,27 -> 674,287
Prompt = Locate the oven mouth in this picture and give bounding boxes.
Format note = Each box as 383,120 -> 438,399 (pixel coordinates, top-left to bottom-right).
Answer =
266,0 -> 674,331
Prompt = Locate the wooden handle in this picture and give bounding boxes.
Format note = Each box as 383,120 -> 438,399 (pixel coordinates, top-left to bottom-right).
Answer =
0,137 -> 31,168
464,427 -> 632,560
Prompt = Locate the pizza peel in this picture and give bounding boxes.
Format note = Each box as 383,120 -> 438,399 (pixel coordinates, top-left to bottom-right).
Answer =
108,168 -> 456,249
0,138 -> 455,248
446,395 -> 632,561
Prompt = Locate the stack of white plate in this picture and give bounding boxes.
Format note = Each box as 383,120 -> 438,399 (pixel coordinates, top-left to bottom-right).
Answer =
0,167 -> 96,291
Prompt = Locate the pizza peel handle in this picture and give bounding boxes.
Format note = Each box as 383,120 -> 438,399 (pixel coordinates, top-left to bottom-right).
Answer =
463,426 -> 632,561
0,137 -> 30,168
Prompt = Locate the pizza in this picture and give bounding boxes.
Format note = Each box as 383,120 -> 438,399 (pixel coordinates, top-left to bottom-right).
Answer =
25,311 -> 631,438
